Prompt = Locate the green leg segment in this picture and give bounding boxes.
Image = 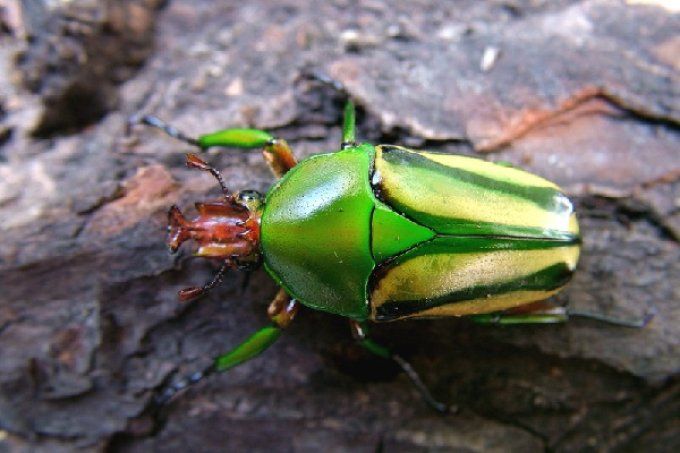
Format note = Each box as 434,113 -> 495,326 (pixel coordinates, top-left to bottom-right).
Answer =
128,115 -> 297,177
198,128 -> 273,149
470,313 -> 568,325
470,306 -> 654,327
129,113 -> 274,149
155,291 -> 298,406
341,100 -> 357,148
214,324 -> 282,371
155,324 -> 283,405
349,321 -> 453,413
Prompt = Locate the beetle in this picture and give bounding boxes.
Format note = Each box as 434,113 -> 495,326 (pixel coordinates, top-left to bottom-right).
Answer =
131,100 -> 645,411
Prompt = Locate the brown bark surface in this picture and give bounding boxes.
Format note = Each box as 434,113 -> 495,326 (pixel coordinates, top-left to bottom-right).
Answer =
0,1 -> 678,451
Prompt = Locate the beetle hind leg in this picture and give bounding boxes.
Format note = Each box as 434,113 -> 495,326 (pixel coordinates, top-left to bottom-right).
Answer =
469,302 -> 654,328
349,320 -> 454,413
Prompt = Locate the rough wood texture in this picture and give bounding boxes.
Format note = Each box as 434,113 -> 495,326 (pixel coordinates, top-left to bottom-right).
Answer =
0,1 -> 678,451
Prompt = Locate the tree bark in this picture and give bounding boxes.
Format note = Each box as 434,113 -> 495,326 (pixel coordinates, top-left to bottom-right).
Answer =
0,1 -> 677,451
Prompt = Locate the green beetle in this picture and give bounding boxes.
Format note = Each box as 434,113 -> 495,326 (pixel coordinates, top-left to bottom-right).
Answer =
133,101 -> 584,411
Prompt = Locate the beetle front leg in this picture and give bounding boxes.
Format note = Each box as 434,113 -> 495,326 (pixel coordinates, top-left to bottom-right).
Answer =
156,289 -> 298,405
349,320 -> 453,413
128,115 -> 298,177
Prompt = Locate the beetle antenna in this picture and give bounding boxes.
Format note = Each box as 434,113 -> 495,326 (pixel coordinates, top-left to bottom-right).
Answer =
127,114 -> 200,147
178,261 -> 229,301
185,153 -> 231,198
203,261 -> 229,291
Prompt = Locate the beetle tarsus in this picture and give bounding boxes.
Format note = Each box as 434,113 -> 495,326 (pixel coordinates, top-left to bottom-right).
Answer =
155,365 -> 215,406
128,114 -> 201,147
300,67 -> 347,93
392,353 -> 455,414
568,307 -> 656,328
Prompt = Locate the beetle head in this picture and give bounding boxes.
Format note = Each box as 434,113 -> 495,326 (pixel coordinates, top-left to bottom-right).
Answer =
167,197 -> 262,258
167,154 -> 264,300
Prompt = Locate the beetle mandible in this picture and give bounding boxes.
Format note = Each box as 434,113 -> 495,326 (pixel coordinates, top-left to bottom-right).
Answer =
131,100 -> 642,411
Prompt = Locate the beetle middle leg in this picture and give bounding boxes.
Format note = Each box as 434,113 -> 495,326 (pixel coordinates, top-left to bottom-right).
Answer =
156,289 -> 298,405
348,320 -> 454,413
127,115 -> 297,177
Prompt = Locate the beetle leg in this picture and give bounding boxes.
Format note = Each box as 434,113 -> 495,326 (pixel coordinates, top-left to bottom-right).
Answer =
341,100 -> 357,149
567,307 -> 655,328
469,304 -> 655,328
261,138 -> 297,178
197,131 -> 297,177
127,114 -> 200,146
348,320 -> 454,413
469,310 -> 568,325
128,114 -> 298,178
156,289 -> 298,406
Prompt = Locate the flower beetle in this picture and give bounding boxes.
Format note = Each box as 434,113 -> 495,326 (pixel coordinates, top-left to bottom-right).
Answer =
131,101 -> 638,411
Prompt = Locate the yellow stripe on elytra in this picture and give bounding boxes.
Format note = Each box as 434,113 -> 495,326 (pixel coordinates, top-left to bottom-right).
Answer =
568,213 -> 580,235
376,149 -> 577,235
421,151 -> 560,190
412,288 -> 565,317
370,246 -> 579,315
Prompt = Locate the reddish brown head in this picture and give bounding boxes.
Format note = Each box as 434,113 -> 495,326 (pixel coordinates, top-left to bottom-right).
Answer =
168,154 -> 263,300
